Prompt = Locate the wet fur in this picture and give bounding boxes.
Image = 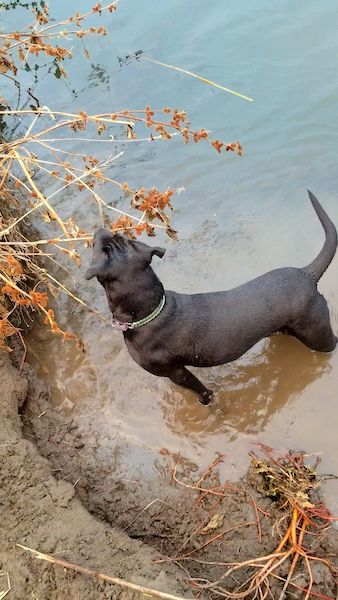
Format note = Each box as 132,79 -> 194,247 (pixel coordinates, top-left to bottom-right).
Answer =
85,191 -> 337,405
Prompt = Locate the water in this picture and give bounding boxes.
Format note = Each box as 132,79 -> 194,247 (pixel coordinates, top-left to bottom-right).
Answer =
4,1 -> 338,508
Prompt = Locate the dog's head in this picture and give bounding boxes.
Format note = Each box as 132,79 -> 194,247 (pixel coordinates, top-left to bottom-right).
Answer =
85,228 -> 166,292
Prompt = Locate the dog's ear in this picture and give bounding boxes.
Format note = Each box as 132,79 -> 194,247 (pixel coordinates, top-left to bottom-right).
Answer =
136,241 -> 166,265
151,246 -> 166,259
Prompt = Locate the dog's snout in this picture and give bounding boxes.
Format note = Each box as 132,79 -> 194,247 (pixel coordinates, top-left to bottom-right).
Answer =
93,227 -> 108,241
92,227 -> 115,249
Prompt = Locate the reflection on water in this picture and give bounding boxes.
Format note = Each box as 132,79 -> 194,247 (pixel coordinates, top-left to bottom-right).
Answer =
161,335 -> 331,440
28,316 -> 333,452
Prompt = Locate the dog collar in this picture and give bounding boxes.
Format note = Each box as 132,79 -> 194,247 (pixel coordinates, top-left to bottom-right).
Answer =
111,295 -> 166,331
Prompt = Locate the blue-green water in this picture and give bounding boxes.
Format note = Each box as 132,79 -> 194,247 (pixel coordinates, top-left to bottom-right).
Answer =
3,1 -> 338,507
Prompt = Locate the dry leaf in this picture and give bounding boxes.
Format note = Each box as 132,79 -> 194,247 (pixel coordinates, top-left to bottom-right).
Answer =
201,513 -> 224,534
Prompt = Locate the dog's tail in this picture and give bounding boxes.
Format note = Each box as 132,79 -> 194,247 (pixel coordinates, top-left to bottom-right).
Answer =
303,190 -> 337,283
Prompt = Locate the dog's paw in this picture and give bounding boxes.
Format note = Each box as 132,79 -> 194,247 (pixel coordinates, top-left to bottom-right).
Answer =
198,390 -> 213,406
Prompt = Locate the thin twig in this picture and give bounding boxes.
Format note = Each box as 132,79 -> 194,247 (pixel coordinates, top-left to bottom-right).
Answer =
16,544 -> 191,600
141,57 -> 254,102
123,498 -> 166,530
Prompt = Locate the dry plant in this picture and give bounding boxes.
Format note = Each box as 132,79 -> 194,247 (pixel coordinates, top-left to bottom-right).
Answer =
0,1 -> 118,91
0,2 -> 243,359
155,446 -> 337,600
0,105 -> 242,355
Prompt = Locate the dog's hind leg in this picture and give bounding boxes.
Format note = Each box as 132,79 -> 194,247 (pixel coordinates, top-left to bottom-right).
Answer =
168,367 -> 213,405
289,295 -> 337,352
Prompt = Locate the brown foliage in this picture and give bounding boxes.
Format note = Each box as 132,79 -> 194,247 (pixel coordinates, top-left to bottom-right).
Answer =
0,3 -> 243,361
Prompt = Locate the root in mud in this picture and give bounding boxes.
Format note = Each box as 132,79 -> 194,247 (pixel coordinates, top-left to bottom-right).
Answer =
155,445 -> 338,599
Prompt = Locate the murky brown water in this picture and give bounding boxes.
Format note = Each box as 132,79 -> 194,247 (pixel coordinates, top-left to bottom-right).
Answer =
27,249 -> 338,512
6,0 -> 338,509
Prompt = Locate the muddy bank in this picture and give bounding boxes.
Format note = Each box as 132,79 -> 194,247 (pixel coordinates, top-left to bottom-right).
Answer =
19,360 -> 338,599
0,352 -> 191,599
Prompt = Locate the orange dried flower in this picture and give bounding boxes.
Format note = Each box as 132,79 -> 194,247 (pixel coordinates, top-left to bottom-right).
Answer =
145,105 -> 154,128
110,215 -> 134,236
171,110 -> 187,128
181,128 -> 190,144
134,222 -> 147,236
29,291 -> 48,307
1,285 -> 30,305
211,139 -> 224,153
4,255 -> 23,277
97,122 -> 106,135
193,128 -> 209,143
0,318 -> 16,337
132,187 -> 174,212
0,317 -> 17,351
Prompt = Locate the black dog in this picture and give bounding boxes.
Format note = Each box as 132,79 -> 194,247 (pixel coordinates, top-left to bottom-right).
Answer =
85,191 -> 337,405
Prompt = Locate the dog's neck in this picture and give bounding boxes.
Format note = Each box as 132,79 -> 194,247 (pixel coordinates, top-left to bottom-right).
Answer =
105,266 -> 164,324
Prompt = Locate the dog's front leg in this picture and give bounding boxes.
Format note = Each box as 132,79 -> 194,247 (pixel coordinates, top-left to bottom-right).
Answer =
168,367 -> 213,405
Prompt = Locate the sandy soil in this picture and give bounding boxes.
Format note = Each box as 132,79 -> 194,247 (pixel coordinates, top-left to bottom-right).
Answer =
0,351 -> 334,599
0,352 -> 191,599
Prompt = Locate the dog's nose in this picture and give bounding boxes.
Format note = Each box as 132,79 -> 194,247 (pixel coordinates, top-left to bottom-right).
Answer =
93,226 -> 106,235
92,227 -> 116,251
93,227 -> 109,242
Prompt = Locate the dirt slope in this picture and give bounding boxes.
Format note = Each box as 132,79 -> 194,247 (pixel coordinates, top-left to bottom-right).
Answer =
0,352 -> 190,599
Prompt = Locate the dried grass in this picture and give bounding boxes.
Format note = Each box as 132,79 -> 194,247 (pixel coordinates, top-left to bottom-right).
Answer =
0,2 -> 243,358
